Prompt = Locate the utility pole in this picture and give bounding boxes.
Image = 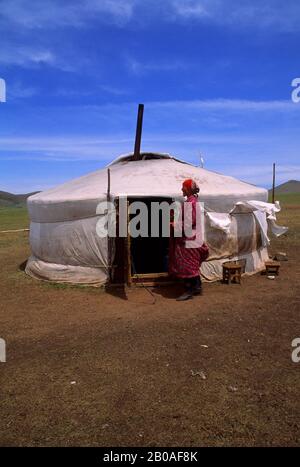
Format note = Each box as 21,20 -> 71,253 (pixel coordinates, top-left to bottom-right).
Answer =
272,163 -> 276,204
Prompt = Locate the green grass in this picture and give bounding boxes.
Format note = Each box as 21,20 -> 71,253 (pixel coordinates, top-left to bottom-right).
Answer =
0,206 -> 29,231
266,193 -> 300,248
268,192 -> 300,206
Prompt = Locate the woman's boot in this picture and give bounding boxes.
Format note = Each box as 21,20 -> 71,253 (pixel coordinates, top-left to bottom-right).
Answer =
176,279 -> 193,301
192,275 -> 202,296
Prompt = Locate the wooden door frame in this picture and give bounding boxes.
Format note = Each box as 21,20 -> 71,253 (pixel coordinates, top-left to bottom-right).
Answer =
113,196 -> 175,286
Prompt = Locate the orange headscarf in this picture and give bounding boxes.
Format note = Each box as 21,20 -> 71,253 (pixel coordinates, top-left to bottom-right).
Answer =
182,179 -> 193,191
182,179 -> 199,195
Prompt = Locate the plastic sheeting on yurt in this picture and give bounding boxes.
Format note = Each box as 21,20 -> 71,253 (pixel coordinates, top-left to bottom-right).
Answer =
25,153 -> 286,285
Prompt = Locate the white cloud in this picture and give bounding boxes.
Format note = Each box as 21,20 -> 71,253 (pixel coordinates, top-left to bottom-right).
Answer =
0,133 -> 299,190
1,1 -> 299,75
220,164 -> 300,188
8,81 -> 39,99
0,0 -> 136,29
86,0 -> 135,23
0,136 -> 134,160
0,46 -> 56,67
168,0 -> 300,31
171,0 -> 210,18
0,0 -> 299,33
0,97 -> 299,189
99,84 -> 129,96
0,42 -> 85,71
126,56 -> 189,75
148,98 -> 300,112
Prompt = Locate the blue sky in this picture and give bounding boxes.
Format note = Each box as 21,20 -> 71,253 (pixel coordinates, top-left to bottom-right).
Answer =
0,0 -> 300,193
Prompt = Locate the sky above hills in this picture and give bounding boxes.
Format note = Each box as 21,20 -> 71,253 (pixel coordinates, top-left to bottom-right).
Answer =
0,0 -> 300,192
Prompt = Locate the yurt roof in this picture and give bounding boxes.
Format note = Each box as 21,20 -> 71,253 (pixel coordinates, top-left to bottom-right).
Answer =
28,153 -> 268,222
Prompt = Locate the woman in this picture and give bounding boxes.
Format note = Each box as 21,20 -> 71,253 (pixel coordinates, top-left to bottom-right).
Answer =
169,178 -> 209,301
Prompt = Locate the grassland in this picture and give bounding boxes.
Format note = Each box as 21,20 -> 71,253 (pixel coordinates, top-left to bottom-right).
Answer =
269,192 -> 300,206
0,206 -> 29,231
269,193 -> 300,248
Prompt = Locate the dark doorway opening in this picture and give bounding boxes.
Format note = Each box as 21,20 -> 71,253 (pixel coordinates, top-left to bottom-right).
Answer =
129,197 -> 173,276
111,196 -> 176,286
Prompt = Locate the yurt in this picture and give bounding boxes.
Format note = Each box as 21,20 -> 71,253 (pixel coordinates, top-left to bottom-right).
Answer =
26,152 -> 286,285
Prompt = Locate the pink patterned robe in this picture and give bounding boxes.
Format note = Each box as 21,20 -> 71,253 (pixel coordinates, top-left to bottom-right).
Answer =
168,195 -> 209,278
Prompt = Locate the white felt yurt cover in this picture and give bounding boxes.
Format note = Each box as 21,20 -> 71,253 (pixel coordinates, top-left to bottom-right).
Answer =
26,153 -> 277,285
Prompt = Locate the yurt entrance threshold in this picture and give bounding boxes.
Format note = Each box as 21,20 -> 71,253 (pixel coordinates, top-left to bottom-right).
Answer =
112,196 -> 173,286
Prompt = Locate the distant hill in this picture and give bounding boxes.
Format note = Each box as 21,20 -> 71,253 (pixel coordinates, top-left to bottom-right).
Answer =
269,180 -> 300,194
0,190 -> 39,207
